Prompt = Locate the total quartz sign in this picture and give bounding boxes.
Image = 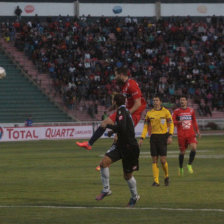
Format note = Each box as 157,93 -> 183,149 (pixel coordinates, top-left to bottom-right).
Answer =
0,125 -> 93,142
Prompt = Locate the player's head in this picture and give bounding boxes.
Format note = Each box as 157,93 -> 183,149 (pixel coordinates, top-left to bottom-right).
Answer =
113,94 -> 126,107
153,95 -> 162,109
114,67 -> 129,85
179,96 -> 188,108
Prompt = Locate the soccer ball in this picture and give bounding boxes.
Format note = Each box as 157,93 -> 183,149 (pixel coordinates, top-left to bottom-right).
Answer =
0,67 -> 6,79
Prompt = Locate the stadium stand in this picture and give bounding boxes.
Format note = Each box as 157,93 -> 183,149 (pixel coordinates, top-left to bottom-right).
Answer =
0,15 -> 223,121
0,50 -> 73,123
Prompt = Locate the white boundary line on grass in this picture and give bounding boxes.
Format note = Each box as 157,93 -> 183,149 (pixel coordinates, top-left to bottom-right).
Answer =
0,205 -> 224,213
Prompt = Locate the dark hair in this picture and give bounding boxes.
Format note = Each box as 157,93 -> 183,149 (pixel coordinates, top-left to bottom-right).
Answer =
179,95 -> 187,100
114,94 -> 126,106
115,67 -> 128,76
153,95 -> 162,101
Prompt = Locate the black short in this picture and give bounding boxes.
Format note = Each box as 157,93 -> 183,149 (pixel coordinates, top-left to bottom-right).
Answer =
150,134 -> 168,157
105,143 -> 140,173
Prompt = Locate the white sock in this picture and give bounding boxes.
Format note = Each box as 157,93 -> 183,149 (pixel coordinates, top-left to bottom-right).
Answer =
127,176 -> 138,199
100,167 -> 110,193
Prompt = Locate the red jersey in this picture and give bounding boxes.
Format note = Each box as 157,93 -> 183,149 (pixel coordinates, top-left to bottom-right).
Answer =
109,78 -> 146,126
172,107 -> 199,137
122,79 -> 146,114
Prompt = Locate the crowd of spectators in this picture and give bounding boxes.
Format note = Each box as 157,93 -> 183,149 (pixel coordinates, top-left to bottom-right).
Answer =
1,15 -> 224,117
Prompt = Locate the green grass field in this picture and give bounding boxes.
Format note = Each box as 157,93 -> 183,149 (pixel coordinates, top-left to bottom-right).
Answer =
0,136 -> 223,224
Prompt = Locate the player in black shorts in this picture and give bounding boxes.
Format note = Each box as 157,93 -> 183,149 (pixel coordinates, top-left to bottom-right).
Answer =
96,94 -> 140,207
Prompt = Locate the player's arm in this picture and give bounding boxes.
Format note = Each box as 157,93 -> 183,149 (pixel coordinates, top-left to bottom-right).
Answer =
129,97 -> 141,114
192,110 -> 201,138
166,110 -> 174,144
107,92 -> 118,112
107,109 -> 127,134
172,110 -> 179,126
139,113 -> 150,147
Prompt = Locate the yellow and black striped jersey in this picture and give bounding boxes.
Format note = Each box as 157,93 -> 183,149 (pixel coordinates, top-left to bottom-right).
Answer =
141,107 -> 174,138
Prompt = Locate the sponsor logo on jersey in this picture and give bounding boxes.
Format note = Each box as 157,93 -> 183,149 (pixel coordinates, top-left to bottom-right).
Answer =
119,115 -> 123,120
179,115 -> 192,121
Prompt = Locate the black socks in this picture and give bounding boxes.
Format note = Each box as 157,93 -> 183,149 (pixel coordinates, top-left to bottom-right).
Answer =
179,154 -> 184,168
189,150 -> 196,164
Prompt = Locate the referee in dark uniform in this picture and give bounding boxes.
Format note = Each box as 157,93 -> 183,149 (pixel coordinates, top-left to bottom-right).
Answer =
96,94 -> 140,207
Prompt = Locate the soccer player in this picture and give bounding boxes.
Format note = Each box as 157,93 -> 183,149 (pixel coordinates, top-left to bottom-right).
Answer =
97,94 -> 140,207
76,67 -> 146,150
172,96 -> 201,176
139,96 -> 174,186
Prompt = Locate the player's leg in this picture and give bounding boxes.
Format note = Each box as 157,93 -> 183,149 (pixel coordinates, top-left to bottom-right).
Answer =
187,137 -> 197,174
95,156 -> 112,201
89,117 -> 114,145
189,143 -> 197,164
76,115 -> 115,150
151,156 -> 159,186
179,151 -> 185,176
123,146 -> 140,207
186,136 -> 197,173
159,135 -> 169,186
160,156 -> 169,186
124,172 -> 140,207
150,136 -> 160,186
178,136 -> 186,176
96,143 -> 120,200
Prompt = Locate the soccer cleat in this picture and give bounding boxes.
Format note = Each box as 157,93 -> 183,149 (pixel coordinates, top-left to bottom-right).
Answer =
187,164 -> 194,174
164,177 -> 169,186
76,141 -> 92,150
178,168 -> 184,176
152,182 -> 160,187
96,165 -> 100,171
95,190 -> 112,201
127,195 -> 140,208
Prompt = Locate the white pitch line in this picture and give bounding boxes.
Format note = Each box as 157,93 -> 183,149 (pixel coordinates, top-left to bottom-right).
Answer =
0,205 -> 223,213
141,150 -> 211,154
140,155 -> 224,159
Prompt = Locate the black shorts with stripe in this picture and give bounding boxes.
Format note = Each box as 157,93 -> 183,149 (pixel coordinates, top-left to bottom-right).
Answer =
105,143 -> 140,173
150,134 -> 168,156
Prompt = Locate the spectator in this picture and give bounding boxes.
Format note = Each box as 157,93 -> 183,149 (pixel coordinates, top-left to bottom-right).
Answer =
3,15 -> 223,118
14,6 -> 22,21
25,116 -> 33,127
101,111 -> 108,120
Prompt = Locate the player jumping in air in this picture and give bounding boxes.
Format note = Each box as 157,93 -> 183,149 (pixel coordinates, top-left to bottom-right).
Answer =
172,96 -> 201,176
76,67 -> 146,149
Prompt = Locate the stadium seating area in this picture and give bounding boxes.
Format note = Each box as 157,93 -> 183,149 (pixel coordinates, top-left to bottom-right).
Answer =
0,15 -> 224,120
0,50 -> 73,123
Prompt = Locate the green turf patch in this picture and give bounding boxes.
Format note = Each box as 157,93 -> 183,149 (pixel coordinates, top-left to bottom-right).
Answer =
0,136 -> 223,223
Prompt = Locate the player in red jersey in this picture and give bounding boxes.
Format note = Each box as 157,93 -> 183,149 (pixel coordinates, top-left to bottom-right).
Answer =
172,96 -> 201,176
76,67 -> 146,150
109,67 -> 146,126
